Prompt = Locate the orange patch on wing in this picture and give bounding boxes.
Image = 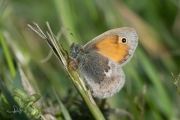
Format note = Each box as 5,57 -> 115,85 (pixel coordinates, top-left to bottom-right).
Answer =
94,35 -> 129,63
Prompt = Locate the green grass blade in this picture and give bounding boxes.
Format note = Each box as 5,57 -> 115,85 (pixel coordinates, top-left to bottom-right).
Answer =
53,86 -> 72,120
0,30 -> 16,78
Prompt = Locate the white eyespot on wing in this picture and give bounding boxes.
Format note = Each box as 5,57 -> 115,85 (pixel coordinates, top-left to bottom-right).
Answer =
104,63 -> 112,77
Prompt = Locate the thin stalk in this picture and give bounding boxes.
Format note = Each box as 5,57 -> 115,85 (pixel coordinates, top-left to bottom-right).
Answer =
0,29 -> 16,77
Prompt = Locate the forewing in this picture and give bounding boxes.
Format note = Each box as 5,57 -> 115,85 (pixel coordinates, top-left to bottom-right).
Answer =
84,27 -> 138,66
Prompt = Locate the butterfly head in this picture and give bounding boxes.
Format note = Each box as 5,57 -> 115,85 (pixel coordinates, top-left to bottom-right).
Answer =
70,43 -> 84,60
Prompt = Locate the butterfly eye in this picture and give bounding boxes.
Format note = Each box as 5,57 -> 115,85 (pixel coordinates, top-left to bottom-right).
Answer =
121,38 -> 127,43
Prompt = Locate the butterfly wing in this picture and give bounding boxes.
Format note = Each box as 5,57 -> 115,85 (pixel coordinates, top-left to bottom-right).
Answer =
78,51 -> 125,98
84,27 -> 138,66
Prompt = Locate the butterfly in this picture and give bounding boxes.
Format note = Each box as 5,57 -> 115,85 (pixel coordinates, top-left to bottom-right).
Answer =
70,27 -> 138,98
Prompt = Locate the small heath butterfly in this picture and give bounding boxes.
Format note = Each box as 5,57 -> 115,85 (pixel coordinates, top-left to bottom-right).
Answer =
70,27 -> 138,99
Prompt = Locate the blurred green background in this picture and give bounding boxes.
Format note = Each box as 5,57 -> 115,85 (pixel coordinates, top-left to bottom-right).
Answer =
0,0 -> 180,120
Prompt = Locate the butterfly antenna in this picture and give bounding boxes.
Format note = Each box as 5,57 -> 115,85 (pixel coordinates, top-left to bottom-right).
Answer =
66,28 -> 78,43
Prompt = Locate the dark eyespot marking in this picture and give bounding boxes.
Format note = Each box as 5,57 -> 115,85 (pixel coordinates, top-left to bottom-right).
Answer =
122,38 -> 127,43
